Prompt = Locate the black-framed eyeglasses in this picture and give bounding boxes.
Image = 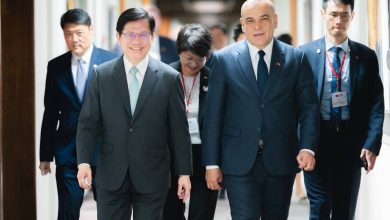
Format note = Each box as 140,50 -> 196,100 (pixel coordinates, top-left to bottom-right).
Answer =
327,12 -> 351,22
121,32 -> 151,41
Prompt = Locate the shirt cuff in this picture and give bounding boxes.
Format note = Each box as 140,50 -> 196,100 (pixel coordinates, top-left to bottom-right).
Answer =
206,165 -> 219,169
300,149 -> 315,156
78,163 -> 90,169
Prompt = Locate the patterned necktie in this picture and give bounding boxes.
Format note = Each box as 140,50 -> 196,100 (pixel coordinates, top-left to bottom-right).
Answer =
76,58 -> 87,101
257,50 -> 268,96
330,47 -> 342,123
129,67 -> 140,114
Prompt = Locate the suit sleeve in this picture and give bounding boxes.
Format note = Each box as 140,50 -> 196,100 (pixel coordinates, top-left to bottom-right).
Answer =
201,53 -> 225,166
363,51 -> 384,155
296,52 -> 320,153
169,74 -> 193,175
77,66 -> 101,165
40,62 -> 59,162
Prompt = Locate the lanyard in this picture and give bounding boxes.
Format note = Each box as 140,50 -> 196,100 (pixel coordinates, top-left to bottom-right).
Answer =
180,71 -> 198,113
326,50 -> 347,89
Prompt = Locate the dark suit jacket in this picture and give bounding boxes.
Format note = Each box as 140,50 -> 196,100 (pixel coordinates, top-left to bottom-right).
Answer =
77,56 -> 192,193
160,36 -> 179,64
202,39 -> 320,176
169,61 -> 209,131
40,46 -> 117,166
300,37 -> 384,155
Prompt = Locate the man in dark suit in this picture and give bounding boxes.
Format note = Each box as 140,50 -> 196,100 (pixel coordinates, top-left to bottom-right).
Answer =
202,0 -> 320,219
300,0 -> 384,219
39,9 -> 117,220
76,8 -> 192,220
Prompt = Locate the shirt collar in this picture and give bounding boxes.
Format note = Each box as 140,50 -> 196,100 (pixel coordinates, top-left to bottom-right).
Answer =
247,38 -> 274,59
123,55 -> 149,77
72,44 -> 94,64
325,36 -> 349,53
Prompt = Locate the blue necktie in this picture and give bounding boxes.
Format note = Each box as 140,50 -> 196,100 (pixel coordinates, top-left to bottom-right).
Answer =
257,50 -> 268,96
76,58 -> 87,101
129,67 -> 140,114
330,47 -> 342,123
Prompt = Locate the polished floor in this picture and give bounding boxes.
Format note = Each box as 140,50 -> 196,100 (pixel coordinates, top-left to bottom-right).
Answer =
80,185 -> 310,220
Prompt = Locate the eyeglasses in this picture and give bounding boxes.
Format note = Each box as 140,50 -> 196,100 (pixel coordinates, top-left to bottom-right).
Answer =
327,12 -> 351,22
180,55 -> 207,66
121,32 -> 151,41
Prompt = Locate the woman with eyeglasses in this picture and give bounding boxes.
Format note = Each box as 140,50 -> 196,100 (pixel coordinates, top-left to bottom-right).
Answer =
163,24 -> 218,220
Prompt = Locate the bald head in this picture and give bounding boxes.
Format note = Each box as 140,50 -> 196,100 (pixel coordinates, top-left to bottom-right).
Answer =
241,0 -> 275,17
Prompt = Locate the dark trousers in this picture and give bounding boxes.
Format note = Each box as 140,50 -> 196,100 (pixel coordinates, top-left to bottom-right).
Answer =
163,145 -> 218,220
304,126 -> 361,220
55,157 -> 84,220
225,153 -> 295,220
97,172 -> 168,220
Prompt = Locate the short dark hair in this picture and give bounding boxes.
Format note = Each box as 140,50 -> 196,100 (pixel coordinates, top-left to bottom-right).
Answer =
60,8 -> 91,29
116,8 -> 155,34
233,23 -> 244,42
209,23 -> 228,35
176,24 -> 212,58
277,33 -> 292,45
323,0 -> 354,11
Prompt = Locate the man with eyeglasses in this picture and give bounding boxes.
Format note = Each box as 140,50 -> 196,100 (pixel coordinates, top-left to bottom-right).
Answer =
202,0 -> 319,219
39,8 -> 117,220
76,8 -> 192,220
300,0 -> 384,219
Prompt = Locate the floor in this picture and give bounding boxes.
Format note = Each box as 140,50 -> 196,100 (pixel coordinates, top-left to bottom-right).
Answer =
80,186 -> 309,220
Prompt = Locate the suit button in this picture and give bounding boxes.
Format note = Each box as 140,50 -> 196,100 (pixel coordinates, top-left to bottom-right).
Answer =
129,128 -> 133,132
260,104 -> 264,108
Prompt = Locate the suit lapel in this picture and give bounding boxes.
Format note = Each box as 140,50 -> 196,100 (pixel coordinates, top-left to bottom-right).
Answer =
348,40 -> 359,100
316,38 -> 326,100
237,41 -> 260,98
198,68 -> 208,127
61,52 -> 82,107
131,58 -> 158,120
112,56 -> 132,118
263,40 -> 285,98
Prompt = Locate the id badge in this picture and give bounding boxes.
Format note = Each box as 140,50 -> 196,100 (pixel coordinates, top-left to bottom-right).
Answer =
188,118 -> 200,134
331,91 -> 348,108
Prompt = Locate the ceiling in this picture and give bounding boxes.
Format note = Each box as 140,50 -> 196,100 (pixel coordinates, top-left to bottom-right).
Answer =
157,0 -> 245,26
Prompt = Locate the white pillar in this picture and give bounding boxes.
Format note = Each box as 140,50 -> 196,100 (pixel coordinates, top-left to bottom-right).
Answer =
311,0 -> 324,41
35,1 -> 67,219
296,0 -> 312,45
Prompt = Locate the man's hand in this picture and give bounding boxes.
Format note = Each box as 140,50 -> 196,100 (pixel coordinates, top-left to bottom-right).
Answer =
77,163 -> 92,189
177,175 -> 191,202
205,168 -> 223,190
297,151 -> 316,171
39,162 -> 51,175
360,149 -> 377,173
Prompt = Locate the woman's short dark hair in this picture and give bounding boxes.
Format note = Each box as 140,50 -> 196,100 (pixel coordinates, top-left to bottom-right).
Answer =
116,8 -> 155,34
60,8 -> 91,29
176,24 -> 212,58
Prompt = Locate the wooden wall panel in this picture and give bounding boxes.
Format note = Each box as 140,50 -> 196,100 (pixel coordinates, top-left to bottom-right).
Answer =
0,0 -> 36,219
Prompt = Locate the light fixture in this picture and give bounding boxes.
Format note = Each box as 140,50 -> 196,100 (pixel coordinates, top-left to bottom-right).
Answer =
181,0 -> 236,14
